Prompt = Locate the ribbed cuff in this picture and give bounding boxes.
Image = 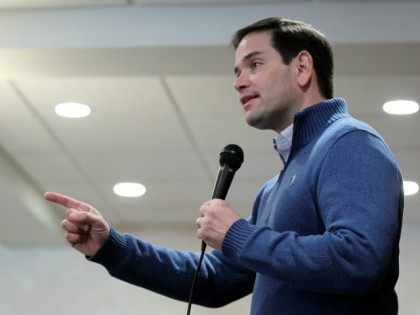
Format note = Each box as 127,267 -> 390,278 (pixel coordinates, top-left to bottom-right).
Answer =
222,218 -> 258,259
87,227 -> 127,270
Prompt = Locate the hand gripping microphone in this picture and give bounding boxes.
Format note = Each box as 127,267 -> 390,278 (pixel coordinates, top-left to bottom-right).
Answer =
201,144 -> 244,252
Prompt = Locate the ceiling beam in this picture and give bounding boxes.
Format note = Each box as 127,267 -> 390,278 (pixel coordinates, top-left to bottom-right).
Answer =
0,42 -> 419,79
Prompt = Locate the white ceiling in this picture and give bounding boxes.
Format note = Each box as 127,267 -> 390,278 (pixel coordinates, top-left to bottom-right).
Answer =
0,0 -> 419,246
0,0 -> 400,10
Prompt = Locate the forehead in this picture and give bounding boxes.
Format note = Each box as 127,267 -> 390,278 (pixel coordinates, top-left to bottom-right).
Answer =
235,31 -> 273,61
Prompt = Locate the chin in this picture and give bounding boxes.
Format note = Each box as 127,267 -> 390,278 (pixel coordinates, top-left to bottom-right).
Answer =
246,109 -> 279,131
245,114 -> 268,130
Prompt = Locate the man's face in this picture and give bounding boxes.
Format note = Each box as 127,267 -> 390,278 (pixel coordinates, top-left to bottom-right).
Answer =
234,31 -> 299,132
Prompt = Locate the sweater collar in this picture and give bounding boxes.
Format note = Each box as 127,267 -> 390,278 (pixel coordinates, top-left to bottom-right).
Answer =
292,98 -> 349,148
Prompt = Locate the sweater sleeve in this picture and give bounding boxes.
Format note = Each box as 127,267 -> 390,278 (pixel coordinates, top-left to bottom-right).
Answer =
222,130 -> 403,295
88,227 -> 255,307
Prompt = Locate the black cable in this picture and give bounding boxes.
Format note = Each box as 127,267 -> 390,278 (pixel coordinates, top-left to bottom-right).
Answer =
186,243 -> 206,315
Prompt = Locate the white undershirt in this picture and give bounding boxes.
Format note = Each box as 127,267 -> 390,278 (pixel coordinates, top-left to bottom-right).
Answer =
273,124 -> 294,164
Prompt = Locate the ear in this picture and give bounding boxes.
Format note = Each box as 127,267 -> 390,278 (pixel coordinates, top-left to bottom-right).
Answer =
295,51 -> 314,88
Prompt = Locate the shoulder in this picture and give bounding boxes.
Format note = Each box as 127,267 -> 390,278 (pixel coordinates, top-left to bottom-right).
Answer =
317,116 -> 391,155
324,116 -> 380,141
305,116 -> 401,182
318,117 -> 400,174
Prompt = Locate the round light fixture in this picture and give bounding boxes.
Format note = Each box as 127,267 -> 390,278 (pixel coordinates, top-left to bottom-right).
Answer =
383,100 -> 419,115
55,102 -> 91,118
113,182 -> 146,198
403,180 -> 419,196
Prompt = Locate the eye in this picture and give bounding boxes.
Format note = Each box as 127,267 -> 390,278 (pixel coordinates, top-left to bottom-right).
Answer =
251,60 -> 262,70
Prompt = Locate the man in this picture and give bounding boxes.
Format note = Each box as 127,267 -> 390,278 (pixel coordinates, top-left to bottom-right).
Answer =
45,18 -> 403,314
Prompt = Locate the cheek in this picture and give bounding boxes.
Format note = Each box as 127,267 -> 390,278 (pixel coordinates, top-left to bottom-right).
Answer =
263,77 -> 284,100
263,69 -> 285,89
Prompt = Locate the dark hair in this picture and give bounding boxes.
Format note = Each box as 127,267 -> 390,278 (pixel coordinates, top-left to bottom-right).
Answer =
231,17 -> 334,99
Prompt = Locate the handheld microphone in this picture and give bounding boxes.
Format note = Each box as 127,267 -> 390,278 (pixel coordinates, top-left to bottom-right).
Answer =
187,144 -> 244,315
202,144 -> 244,251
211,144 -> 244,199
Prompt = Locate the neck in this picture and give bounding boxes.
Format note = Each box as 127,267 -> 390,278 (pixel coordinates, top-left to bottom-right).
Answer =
300,93 -> 326,111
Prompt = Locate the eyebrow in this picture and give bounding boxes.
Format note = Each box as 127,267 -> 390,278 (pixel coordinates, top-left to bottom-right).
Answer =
234,51 -> 263,75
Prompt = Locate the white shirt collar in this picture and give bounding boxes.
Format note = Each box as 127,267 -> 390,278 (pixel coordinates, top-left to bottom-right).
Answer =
273,124 -> 294,164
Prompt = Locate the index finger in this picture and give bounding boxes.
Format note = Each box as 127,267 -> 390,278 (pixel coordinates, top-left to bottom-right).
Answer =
44,192 -> 92,212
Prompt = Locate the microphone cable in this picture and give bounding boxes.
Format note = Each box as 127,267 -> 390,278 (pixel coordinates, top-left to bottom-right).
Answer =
186,243 -> 206,315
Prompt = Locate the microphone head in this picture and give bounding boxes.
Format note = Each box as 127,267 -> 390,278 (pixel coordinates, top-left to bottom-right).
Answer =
219,144 -> 244,171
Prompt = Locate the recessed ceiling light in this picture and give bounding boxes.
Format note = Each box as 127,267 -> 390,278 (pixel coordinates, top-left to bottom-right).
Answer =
403,180 -> 419,196
383,100 -> 419,115
55,102 -> 91,118
113,182 -> 146,198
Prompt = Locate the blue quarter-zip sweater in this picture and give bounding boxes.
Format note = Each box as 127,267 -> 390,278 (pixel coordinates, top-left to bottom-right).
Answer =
90,98 -> 403,314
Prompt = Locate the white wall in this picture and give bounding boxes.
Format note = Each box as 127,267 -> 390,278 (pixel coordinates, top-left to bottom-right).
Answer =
1,224 -> 419,315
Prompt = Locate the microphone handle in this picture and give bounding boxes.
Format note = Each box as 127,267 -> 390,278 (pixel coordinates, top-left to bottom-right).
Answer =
201,165 -> 236,252
212,165 -> 236,199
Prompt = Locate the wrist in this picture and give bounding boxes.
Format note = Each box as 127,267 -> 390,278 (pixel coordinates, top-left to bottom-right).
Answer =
222,219 -> 258,259
88,226 -> 127,268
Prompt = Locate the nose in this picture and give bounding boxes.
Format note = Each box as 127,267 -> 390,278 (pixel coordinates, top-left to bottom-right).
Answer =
233,72 -> 250,92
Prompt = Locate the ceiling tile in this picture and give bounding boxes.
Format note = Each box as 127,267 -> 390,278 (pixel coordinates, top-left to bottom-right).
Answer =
0,81 -> 60,154
15,77 -> 193,152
